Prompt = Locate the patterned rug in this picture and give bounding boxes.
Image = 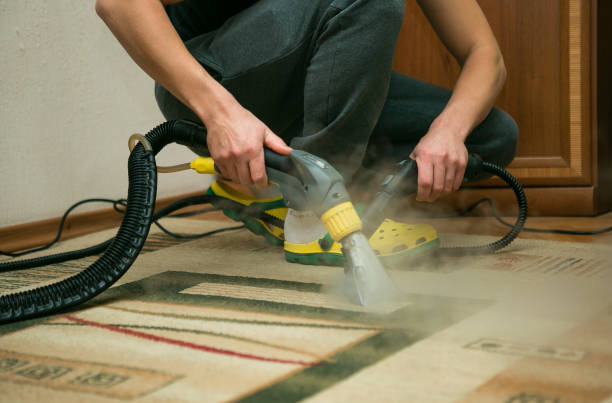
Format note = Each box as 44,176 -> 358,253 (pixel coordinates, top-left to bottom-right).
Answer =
1,219 -> 611,402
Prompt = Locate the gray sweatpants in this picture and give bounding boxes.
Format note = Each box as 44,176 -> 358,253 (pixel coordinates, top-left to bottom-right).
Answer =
155,0 -> 518,186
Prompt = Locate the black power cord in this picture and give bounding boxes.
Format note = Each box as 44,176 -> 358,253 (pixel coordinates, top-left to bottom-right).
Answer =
111,197 -> 240,239
3,184 -> 610,261
0,190 -> 290,275
1,198 -> 122,259
451,197 -> 612,236
0,197 -> 242,259
0,195 -> 249,273
4,193 -> 606,277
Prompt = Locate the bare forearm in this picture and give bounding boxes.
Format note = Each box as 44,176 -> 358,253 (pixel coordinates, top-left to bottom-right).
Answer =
96,0 -> 291,187
431,46 -> 506,141
95,0 -> 233,124
417,0 -> 506,141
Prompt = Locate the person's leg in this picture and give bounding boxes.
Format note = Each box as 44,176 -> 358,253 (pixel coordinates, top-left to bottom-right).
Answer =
155,0 -> 406,182
354,71 -> 519,189
153,0 -> 424,263
290,0 -> 406,181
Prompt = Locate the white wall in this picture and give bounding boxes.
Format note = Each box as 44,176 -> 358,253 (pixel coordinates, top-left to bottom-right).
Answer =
0,1 -> 212,227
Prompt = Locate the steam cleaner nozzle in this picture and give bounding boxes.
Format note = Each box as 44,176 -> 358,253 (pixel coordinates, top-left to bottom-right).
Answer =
342,232 -> 396,306
319,202 -> 396,306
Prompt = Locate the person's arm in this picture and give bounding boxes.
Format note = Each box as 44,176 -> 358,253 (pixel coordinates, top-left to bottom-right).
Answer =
412,0 -> 506,201
95,0 -> 291,189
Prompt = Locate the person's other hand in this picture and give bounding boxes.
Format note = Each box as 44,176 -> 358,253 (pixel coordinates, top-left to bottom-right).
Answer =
206,102 -> 292,189
410,128 -> 468,202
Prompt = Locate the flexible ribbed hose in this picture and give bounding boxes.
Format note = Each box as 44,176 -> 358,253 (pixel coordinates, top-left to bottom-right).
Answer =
0,120 -> 528,322
435,161 -> 528,256
0,121 -> 182,324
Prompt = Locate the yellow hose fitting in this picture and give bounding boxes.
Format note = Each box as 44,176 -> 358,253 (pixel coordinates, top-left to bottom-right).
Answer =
320,202 -> 363,242
190,157 -> 217,174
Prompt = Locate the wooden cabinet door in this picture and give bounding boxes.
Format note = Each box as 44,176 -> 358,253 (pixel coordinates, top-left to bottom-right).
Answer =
393,0 -> 593,187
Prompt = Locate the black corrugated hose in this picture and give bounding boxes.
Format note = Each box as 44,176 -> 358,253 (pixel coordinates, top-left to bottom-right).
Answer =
0,120 -> 528,323
433,160 -> 528,256
0,120 -> 207,324
476,161 -> 528,252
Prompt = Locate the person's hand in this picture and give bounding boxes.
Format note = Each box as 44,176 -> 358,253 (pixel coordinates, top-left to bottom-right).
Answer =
205,101 -> 292,189
410,128 -> 468,202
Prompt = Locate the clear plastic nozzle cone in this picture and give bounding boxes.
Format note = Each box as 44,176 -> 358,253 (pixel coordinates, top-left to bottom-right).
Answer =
341,232 -> 397,306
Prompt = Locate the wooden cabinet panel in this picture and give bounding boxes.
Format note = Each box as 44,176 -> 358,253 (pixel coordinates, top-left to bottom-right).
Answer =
393,0 -> 610,214
597,1 -> 612,212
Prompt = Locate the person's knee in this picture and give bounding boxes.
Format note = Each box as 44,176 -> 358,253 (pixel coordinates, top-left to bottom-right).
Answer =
469,107 -> 519,169
365,0 -> 405,31
336,0 -> 404,30
379,0 -> 405,20
490,108 -> 519,168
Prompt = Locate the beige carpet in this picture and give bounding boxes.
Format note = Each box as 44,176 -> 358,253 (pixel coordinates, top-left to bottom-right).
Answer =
1,218 -> 611,402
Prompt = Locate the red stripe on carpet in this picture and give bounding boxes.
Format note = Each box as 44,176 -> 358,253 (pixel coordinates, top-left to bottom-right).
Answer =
62,314 -> 318,367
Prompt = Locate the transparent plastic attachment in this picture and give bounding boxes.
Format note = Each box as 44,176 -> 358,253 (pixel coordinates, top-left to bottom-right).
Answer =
341,232 -> 397,306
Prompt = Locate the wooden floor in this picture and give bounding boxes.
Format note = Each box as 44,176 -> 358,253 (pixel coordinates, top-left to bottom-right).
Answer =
1,199 -> 610,256
193,209 -> 612,245
415,213 -> 612,245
